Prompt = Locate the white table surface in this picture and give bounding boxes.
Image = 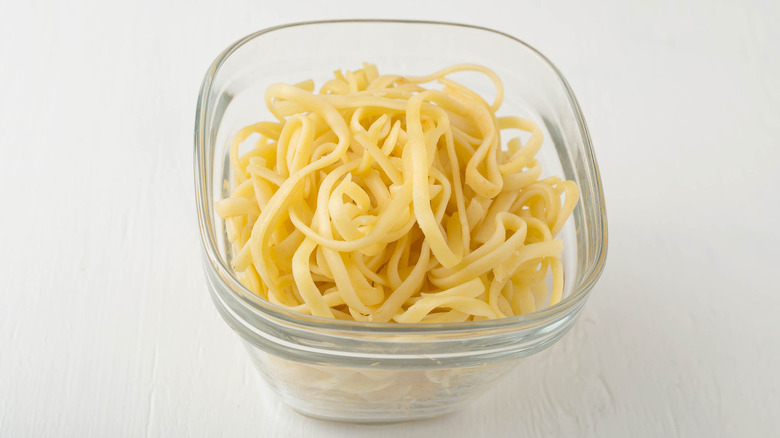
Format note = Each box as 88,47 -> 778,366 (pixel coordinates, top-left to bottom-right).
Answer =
2,0 -> 779,436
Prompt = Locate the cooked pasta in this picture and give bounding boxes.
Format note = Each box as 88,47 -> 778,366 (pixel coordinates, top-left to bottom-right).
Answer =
216,63 -> 578,323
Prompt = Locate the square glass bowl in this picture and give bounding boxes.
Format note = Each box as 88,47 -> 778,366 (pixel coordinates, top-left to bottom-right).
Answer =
194,20 -> 607,423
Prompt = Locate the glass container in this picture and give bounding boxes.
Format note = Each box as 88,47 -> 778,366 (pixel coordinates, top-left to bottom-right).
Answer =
194,20 -> 607,423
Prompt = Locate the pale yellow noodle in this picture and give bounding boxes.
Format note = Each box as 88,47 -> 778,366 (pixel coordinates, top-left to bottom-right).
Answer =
216,64 -> 579,322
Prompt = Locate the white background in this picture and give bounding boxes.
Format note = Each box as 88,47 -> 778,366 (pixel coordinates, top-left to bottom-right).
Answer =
1,0 -> 779,436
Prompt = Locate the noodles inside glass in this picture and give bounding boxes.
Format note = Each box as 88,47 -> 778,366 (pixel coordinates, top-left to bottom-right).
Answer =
216,63 -> 578,323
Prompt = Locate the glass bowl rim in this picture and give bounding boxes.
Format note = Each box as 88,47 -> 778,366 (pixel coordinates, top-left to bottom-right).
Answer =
194,18 -> 608,335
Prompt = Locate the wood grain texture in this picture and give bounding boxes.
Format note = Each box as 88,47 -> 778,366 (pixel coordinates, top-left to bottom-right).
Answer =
1,0 -> 778,436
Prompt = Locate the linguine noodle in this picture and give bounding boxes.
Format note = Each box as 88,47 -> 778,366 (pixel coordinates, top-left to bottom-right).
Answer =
216,63 -> 578,323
